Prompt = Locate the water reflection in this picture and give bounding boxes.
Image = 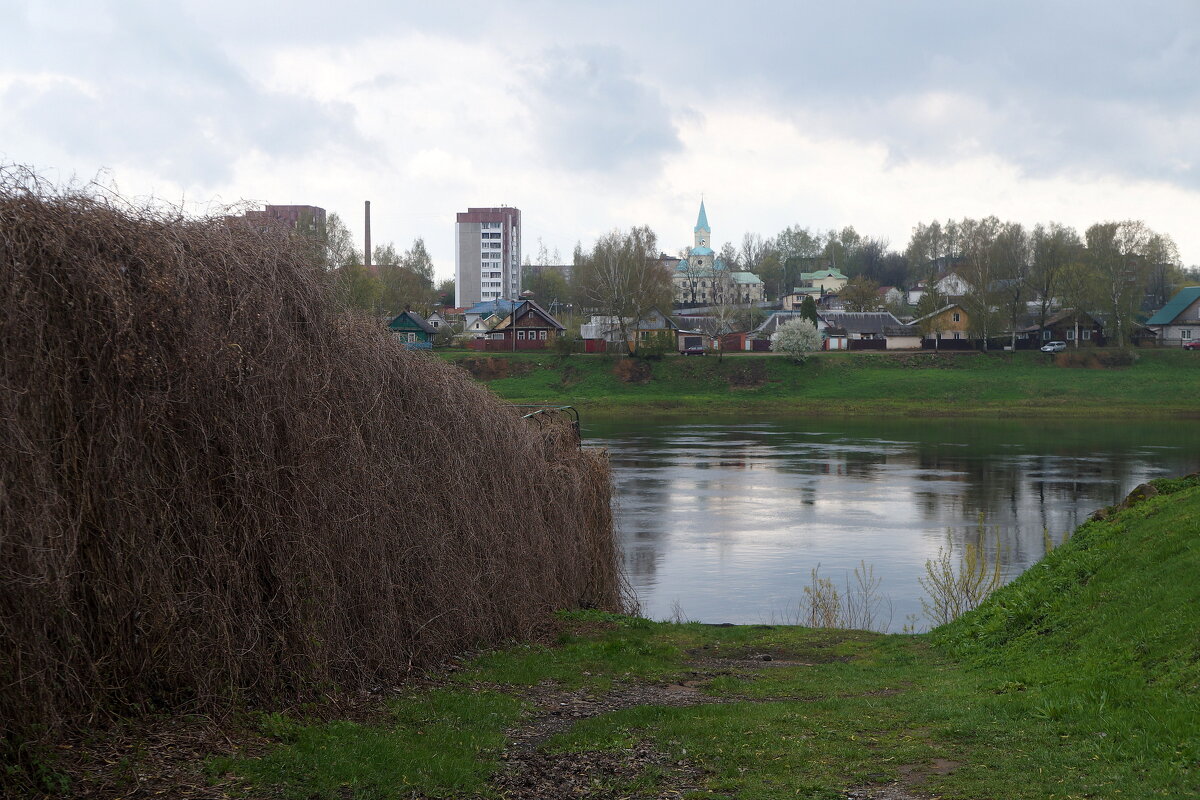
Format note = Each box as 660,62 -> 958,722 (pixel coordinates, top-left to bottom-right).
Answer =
584,417 -> 1200,631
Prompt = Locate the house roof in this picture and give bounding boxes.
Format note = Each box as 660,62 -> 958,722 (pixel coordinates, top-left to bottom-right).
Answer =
818,311 -> 910,335
799,268 -> 848,281
730,271 -> 763,284
688,245 -> 715,257
1146,287 -> 1200,326
492,298 -> 566,331
754,311 -> 814,336
695,200 -> 710,233
909,303 -> 966,326
464,299 -> 520,317
387,310 -> 438,334
1016,308 -> 1099,333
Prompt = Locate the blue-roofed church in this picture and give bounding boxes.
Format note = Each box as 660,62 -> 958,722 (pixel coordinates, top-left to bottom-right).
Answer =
672,201 -> 764,306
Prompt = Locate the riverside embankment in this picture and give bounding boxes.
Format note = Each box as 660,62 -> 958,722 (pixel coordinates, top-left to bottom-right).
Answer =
196,475 -> 1198,800
442,348 -> 1200,418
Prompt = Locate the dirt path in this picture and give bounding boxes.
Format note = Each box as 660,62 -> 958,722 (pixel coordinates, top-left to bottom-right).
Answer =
481,650 -> 934,800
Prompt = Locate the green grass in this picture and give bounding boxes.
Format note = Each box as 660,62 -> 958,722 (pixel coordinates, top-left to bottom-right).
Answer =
214,483 -> 1200,799
439,348 -> 1200,417
209,690 -> 524,799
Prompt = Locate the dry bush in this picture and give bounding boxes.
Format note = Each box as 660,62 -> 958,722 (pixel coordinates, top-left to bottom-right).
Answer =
1053,349 -> 1136,368
456,356 -> 535,380
0,169 -> 622,760
612,357 -> 651,383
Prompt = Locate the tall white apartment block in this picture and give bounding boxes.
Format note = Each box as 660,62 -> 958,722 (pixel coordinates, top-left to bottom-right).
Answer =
454,206 -> 521,307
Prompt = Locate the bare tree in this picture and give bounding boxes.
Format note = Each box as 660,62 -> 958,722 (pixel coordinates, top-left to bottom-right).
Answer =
840,275 -> 882,311
1086,221 -> 1155,348
992,222 -> 1030,352
1029,223 -> 1082,330
574,226 -> 671,355
958,216 -> 1004,350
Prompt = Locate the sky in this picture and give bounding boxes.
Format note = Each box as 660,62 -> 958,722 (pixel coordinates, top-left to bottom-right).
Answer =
3,0 -> 1199,281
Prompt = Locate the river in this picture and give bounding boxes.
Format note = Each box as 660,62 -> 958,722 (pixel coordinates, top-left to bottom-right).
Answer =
582,416 -> 1200,631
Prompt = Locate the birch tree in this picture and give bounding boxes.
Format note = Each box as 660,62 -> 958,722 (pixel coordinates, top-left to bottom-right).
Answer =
574,226 -> 671,355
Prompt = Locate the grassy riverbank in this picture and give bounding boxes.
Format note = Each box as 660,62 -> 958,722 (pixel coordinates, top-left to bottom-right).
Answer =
441,348 -> 1200,418
174,476 -> 1200,799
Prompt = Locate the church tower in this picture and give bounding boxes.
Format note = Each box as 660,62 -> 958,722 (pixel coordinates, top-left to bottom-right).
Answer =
690,200 -> 714,270
694,200 -> 711,250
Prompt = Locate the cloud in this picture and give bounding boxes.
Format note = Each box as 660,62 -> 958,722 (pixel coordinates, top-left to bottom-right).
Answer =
518,46 -> 681,174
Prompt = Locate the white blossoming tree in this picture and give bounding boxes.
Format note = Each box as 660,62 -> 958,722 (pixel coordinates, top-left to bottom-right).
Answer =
771,318 -> 822,362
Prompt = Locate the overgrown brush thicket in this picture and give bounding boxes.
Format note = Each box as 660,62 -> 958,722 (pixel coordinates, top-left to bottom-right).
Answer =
0,171 -> 622,757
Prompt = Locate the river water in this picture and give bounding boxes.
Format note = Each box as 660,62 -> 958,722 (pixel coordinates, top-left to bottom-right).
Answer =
582,416 -> 1200,631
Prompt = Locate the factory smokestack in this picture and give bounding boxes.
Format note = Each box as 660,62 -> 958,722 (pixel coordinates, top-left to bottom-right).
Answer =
364,200 -> 372,269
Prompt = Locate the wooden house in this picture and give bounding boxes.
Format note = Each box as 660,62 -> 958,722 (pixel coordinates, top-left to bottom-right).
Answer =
469,299 -> 565,351
387,310 -> 439,350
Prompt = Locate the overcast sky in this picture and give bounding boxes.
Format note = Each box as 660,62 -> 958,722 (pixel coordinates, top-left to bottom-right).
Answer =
4,0 -> 1199,280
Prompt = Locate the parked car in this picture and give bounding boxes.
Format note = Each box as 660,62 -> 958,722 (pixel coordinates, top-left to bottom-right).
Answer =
1184,340 -> 1200,350
1040,341 -> 1068,353
681,345 -> 707,356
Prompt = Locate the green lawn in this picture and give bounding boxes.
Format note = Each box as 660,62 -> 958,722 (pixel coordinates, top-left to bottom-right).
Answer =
212,477 -> 1200,799
437,348 -> 1200,418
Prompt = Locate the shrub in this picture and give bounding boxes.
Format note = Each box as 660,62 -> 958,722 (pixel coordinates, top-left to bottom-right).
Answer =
0,170 -> 623,759
612,357 -> 652,383
771,319 -> 821,362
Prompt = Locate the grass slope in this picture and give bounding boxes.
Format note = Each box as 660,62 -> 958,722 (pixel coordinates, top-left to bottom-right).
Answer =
441,349 -> 1200,417
207,478 -> 1199,799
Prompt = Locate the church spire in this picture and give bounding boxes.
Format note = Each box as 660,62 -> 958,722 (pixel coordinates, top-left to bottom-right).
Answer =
694,200 -> 710,234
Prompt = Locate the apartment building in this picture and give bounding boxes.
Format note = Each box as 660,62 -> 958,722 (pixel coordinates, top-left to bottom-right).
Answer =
455,206 -> 521,307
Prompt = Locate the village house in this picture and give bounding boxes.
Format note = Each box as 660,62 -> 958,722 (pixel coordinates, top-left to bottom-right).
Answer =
470,298 -> 565,351
818,311 -> 920,350
387,310 -> 439,350
910,302 -> 973,348
1146,286 -> 1200,347
580,307 -> 680,354
1017,309 -> 1106,348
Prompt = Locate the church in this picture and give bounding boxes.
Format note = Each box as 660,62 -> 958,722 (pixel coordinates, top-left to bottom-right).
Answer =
672,201 -> 764,306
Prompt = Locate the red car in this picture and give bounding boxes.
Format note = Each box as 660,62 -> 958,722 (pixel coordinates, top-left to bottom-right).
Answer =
1184,340 -> 1200,350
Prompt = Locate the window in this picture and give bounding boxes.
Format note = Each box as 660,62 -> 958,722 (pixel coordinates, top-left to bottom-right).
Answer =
517,330 -> 526,340
1043,330 -> 1051,340
952,312 -> 961,323
1182,330 -> 1193,341
407,333 -> 416,343
1066,329 -> 1075,340
1082,329 -> 1092,340
540,330 -> 547,340
953,332 -> 961,340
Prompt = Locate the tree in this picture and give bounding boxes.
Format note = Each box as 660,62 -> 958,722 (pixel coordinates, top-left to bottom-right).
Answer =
323,212 -> 359,270
992,221 -> 1030,352
332,253 -> 383,313
799,294 -> 820,325
573,226 -> 671,355
840,275 -> 881,312
958,216 -> 1005,350
771,318 -> 822,362
1029,223 -> 1082,330
755,250 -> 785,300
1056,260 -> 1100,348
436,279 -> 455,308
374,238 -> 436,315
1144,233 -> 1183,309
1086,221 -> 1155,348
402,238 -> 436,285
914,288 -> 947,348
523,265 -> 571,314
718,241 -> 740,268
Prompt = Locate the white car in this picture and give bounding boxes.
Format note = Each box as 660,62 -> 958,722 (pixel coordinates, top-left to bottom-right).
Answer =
1040,341 -> 1067,353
